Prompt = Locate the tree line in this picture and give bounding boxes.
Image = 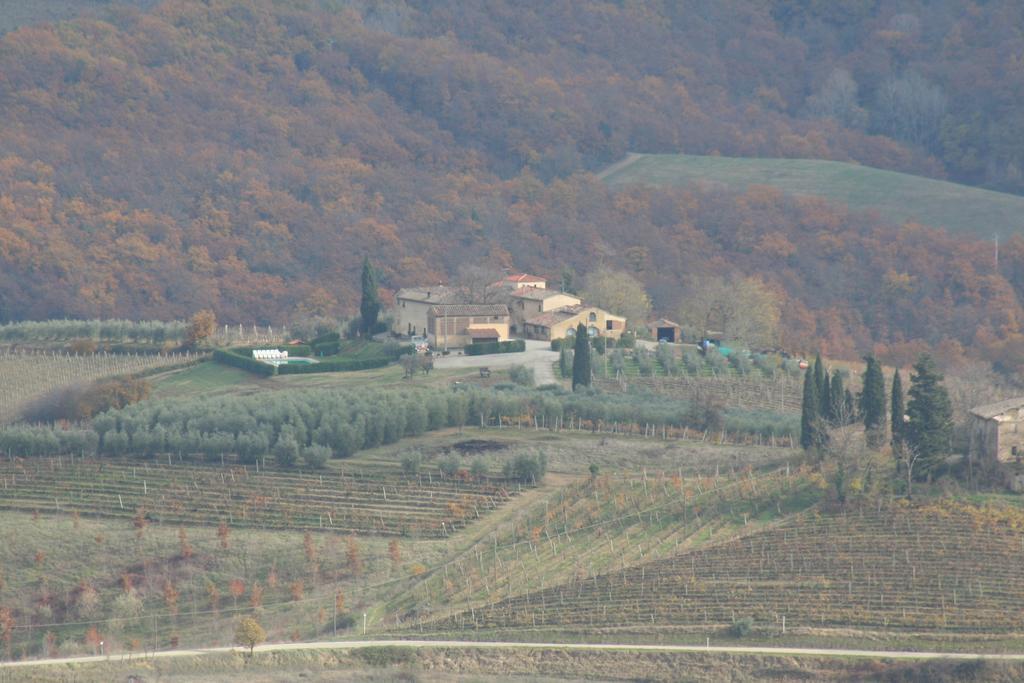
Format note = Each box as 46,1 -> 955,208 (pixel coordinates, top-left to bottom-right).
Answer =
801,352 -> 953,488
0,384 -> 799,465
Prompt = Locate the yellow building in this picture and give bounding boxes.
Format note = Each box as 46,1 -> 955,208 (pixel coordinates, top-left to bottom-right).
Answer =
508,287 -> 582,335
426,304 -> 511,350
523,305 -> 626,342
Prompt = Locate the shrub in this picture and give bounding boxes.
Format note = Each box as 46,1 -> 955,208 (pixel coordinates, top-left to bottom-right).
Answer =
503,452 -> 547,484
439,455 -> 461,477
550,338 -> 564,351
617,331 -> 636,348
592,336 -> 606,355
508,364 -> 534,387
400,450 -> 422,476
273,435 -> 299,468
302,444 -> 331,468
470,458 -> 489,479
464,339 -> 526,356
729,617 -> 754,638
212,349 -> 276,376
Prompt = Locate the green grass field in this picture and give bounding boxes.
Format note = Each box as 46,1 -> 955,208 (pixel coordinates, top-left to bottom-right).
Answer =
601,153 -> 1024,239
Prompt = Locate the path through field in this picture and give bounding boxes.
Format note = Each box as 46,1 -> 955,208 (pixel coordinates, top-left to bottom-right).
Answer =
5,638 -> 1024,670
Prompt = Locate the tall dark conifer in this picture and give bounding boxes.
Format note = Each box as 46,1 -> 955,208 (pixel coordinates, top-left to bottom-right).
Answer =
359,257 -> 380,335
821,371 -> 832,422
571,323 -> 591,391
891,369 -> 905,449
800,368 -> 820,451
860,355 -> 886,437
905,355 -> 953,478
813,353 -> 825,403
829,369 -> 845,424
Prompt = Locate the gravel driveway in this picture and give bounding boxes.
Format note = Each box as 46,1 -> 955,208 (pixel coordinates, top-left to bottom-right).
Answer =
432,340 -> 559,385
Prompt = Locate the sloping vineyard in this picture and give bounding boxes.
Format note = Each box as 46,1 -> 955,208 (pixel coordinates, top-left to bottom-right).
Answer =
0,457 -> 523,537
0,351 -> 196,423
428,502 -> 1024,635
389,466 -> 819,623
594,373 -> 802,414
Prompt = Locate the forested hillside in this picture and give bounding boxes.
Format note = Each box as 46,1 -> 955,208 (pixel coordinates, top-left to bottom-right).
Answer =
2,0 -> 1024,363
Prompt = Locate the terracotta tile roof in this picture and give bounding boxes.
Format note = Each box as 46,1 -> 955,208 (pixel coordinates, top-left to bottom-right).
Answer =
428,304 -> 509,317
468,328 -> 501,339
510,286 -> 580,302
524,305 -> 586,328
504,273 -> 546,284
395,285 -> 457,304
970,397 -> 1024,420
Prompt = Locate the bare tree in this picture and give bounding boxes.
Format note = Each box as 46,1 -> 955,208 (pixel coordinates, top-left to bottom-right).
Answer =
806,68 -> 867,129
678,275 -> 781,349
874,71 -> 947,148
453,264 -> 506,304
894,442 -> 923,499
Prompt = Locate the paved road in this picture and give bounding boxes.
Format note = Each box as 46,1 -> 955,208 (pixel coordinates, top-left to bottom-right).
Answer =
433,340 -> 559,386
4,638 -> 1024,669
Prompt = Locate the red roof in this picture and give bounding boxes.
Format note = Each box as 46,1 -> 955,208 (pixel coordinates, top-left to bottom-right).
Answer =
468,328 -> 501,339
504,273 -> 545,284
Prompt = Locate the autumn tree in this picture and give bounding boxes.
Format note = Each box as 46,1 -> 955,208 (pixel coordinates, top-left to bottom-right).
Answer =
571,323 -> 591,391
228,579 -> 246,609
185,310 -> 216,349
452,264 -> 505,304
235,617 -> 266,656
580,266 -> 652,329
346,536 -> 363,577
678,275 -> 780,349
359,257 -> 380,335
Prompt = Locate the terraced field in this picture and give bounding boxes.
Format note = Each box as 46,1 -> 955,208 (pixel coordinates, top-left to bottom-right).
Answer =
430,502 -> 1024,635
0,457 -> 524,537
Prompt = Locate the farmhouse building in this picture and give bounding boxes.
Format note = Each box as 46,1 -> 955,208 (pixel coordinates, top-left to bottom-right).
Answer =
500,273 -> 547,289
522,305 -> 626,342
648,318 -> 684,343
508,287 -> 582,334
968,397 -> 1024,463
426,304 -> 510,350
392,286 -> 458,337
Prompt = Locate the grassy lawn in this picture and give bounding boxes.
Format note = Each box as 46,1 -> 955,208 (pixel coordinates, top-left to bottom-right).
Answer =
602,153 -> 1024,239
151,360 -> 475,399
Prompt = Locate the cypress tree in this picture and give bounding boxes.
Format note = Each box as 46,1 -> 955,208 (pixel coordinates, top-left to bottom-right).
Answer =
800,368 -> 819,451
359,256 -> 380,336
571,323 -> 591,391
844,389 -> 855,424
905,354 -> 953,479
891,369 -> 905,449
829,369 -> 845,424
860,355 -> 886,437
821,371 -> 832,422
813,353 -> 826,404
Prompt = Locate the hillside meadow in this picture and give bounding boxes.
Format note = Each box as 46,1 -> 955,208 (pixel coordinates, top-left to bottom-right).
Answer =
603,154 -> 1024,241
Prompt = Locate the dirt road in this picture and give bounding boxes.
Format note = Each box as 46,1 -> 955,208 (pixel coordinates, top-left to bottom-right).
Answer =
433,340 -> 559,386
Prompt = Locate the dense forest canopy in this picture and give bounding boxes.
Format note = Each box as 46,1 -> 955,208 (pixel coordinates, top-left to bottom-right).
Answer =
2,0 -> 1024,363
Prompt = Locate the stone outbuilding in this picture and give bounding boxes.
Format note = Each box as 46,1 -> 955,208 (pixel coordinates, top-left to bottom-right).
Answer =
968,397 -> 1024,463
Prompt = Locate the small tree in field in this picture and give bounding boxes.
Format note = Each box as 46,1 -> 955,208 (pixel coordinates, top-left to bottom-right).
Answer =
185,310 -> 216,349
235,616 -> 266,655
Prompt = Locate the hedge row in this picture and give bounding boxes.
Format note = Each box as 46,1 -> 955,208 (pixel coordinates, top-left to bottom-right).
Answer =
465,339 -> 526,356
212,349 -> 276,376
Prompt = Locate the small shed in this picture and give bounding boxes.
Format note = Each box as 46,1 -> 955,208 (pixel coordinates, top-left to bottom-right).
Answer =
648,319 -> 683,343
467,327 -> 501,344
968,397 -> 1024,463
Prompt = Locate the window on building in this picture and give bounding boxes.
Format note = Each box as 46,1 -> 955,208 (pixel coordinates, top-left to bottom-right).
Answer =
566,327 -> 575,336
588,312 -> 597,322
606,320 -> 613,330
588,326 -> 598,337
